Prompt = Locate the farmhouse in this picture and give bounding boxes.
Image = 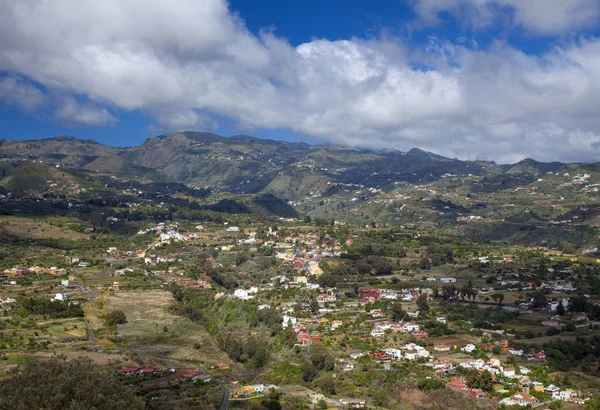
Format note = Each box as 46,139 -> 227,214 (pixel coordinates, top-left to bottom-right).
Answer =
500,392 -> 538,407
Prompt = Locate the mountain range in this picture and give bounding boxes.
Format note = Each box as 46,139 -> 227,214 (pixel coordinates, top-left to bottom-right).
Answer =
0,132 -> 571,201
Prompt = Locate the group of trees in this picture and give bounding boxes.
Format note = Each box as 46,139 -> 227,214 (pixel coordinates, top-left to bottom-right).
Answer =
0,357 -> 143,409
464,369 -> 494,391
18,298 -> 84,318
300,344 -> 335,382
217,333 -> 270,369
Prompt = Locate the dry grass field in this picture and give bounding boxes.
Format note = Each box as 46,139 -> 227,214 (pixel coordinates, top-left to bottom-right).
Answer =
0,216 -> 89,240
103,290 -> 231,368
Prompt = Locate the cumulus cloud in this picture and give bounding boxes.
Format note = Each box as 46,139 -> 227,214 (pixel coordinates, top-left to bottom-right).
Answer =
409,0 -> 600,35
54,97 -> 117,127
0,76 -> 46,111
0,0 -> 600,162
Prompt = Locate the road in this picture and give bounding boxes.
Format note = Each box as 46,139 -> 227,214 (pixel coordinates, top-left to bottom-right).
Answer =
220,383 -> 230,410
83,316 -> 96,344
75,276 -> 98,345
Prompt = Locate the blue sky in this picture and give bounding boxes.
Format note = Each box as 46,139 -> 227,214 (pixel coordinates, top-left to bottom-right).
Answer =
1,0 -> 600,162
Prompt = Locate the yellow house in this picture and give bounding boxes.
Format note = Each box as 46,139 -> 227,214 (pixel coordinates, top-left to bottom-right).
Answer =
308,264 -> 323,277
531,382 -> 545,392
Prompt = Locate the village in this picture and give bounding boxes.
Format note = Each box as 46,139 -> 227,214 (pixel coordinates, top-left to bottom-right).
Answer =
2,216 -> 599,409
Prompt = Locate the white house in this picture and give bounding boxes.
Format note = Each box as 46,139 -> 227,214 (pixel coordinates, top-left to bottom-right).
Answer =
559,390 -> 574,401
461,344 -> 476,353
402,322 -> 420,332
53,293 -> 68,301
330,320 -> 343,330
251,384 -> 265,395
500,392 -> 538,407
384,348 -> 403,360
375,321 -> 394,331
370,329 -> 384,337
545,385 -> 560,398
503,367 -> 516,378
440,277 -> 456,283
282,315 -> 297,328
233,289 -> 254,300
509,348 -> 524,356
226,226 -> 240,233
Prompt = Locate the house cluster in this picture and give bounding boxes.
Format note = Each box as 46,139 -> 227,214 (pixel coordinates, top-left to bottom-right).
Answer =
500,385 -> 587,407
188,280 -> 212,289
369,320 -> 424,338
230,384 -> 277,399
1,265 -> 66,278
446,378 -> 485,398
360,287 -> 424,303
362,343 -> 431,363
116,365 -> 175,377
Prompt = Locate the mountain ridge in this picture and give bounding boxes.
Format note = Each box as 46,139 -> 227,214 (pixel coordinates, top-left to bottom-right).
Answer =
0,132 -> 588,202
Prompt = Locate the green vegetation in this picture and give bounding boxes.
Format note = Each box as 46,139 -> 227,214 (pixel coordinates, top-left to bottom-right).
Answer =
0,357 -> 143,410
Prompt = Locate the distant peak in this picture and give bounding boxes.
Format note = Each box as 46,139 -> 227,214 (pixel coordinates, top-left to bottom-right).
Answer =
406,147 -> 450,161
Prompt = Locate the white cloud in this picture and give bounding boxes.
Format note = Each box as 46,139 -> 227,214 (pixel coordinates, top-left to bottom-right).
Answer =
0,76 -> 46,111
54,97 -> 117,127
409,0 -> 600,35
0,0 -> 600,162
153,109 -> 218,131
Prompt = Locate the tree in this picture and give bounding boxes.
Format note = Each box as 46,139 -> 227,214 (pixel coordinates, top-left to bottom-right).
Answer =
318,375 -> 336,395
104,309 -> 127,327
491,293 -> 505,305
416,294 -> 430,316
530,291 -> 547,309
556,302 -> 566,316
419,257 -> 431,270
0,357 -> 143,410
300,360 -> 317,382
310,298 -> 320,314
388,302 -> 407,321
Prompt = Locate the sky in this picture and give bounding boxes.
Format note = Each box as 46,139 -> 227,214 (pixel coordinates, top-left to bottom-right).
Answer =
1,1 -> 600,163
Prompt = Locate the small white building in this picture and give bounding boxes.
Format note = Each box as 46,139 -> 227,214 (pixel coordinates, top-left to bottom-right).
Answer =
282,315 -> 297,328
440,278 -> 456,283
370,329 -> 384,337
503,367 -> 516,378
384,348 -> 403,360
53,293 -> 68,301
402,322 -> 420,332
233,289 -> 254,300
461,344 -> 476,353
